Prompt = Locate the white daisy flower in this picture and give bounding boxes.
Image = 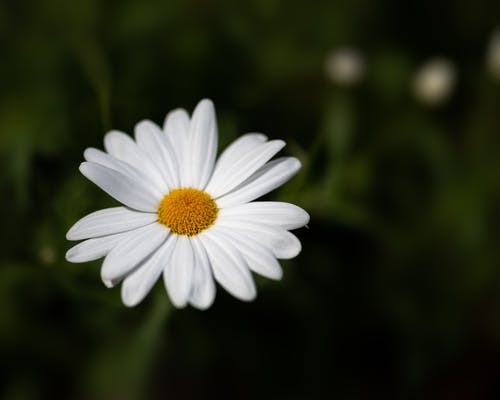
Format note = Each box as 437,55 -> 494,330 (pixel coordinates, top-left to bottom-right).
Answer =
487,28 -> 500,81
412,57 -> 457,106
66,99 -> 309,309
324,47 -> 365,87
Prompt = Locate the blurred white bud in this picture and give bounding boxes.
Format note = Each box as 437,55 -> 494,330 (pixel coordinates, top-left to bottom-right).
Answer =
412,57 -> 457,106
487,29 -> 500,81
39,245 -> 56,265
325,47 -> 365,87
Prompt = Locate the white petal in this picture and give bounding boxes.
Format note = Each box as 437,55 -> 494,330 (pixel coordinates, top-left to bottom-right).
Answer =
83,148 -> 159,190
205,139 -> 285,197
65,231 -> 130,263
135,120 -> 180,189
208,133 -> 267,186
216,219 -> 301,259
163,235 -> 194,308
188,236 -> 216,309
84,147 -> 120,169
199,230 -> 256,301
121,235 -> 177,307
103,130 -> 168,194
101,223 -> 168,288
215,157 -> 301,208
186,99 -> 218,188
164,109 -> 189,184
211,226 -> 283,280
103,130 -> 138,161
66,207 -> 157,241
79,162 -> 162,212
218,201 -> 309,230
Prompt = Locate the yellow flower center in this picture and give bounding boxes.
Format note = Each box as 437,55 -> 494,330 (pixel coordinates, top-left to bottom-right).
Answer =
157,188 -> 218,236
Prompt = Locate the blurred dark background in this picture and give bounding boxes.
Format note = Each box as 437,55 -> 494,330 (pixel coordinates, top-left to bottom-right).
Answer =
1,0 -> 500,399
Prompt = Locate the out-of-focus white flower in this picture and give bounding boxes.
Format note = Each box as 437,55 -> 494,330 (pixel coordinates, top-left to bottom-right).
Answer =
325,47 -> 365,87
66,99 -> 309,309
487,29 -> 500,81
412,57 -> 457,106
39,246 -> 56,265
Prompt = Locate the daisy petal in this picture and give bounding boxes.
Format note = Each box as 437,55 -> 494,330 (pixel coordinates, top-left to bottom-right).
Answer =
215,157 -> 301,208
121,235 -> 177,307
218,201 -> 310,230
164,108 -> 190,135
164,108 -> 189,183
84,147 -> 120,169
84,148 -> 159,189
187,99 -> 218,189
199,230 -> 256,301
135,120 -> 180,189
216,219 -> 301,259
101,223 -> 168,288
66,207 -> 157,241
211,226 -> 283,280
206,133 -> 267,191
65,231 -> 129,263
79,162 -> 162,212
206,139 -> 285,197
188,237 -> 216,309
163,235 -> 194,308
103,130 -> 168,194
103,130 -> 138,161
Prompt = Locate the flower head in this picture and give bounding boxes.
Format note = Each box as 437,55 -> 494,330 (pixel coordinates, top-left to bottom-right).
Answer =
66,99 -> 309,309
324,47 -> 365,87
487,28 -> 500,81
412,57 -> 457,106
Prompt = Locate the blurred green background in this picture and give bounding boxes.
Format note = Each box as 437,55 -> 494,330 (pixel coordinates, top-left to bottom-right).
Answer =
1,0 -> 500,398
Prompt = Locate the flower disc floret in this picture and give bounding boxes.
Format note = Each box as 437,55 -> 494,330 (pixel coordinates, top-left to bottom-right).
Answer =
157,188 -> 218,236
